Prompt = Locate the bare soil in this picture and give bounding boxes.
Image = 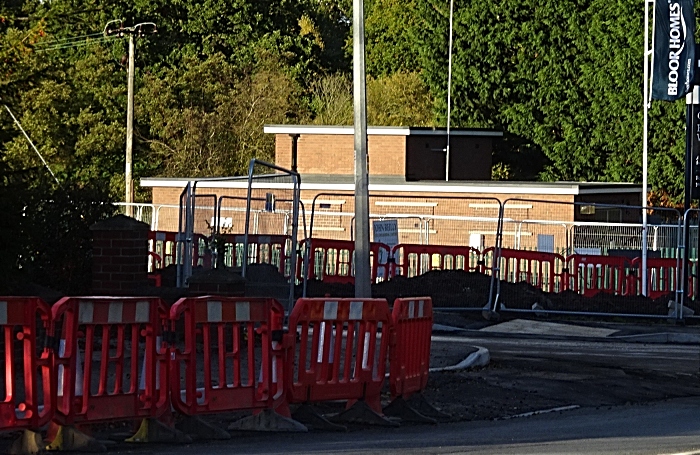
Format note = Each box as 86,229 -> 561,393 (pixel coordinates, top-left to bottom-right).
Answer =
423,358 -> 700,422
302,269 -> 687,316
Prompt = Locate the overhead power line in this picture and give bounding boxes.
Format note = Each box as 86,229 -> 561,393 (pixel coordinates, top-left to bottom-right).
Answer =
35,36 -> 114,52
34,31 -> 104,47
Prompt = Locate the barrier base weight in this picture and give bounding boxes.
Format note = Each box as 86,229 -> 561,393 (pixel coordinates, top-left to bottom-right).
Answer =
4,429 -> 44,455
405,394 -> 452,422
331,400 -> 399,427
175,416 -> 231,440
125,419 -> 192,444
45,425 -> 106,452
383,397 -> 437,424
227,409 -> 307,432
291,404 -> 347,432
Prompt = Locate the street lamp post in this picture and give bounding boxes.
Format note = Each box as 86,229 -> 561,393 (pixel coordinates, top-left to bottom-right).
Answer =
353,0 -> 371,298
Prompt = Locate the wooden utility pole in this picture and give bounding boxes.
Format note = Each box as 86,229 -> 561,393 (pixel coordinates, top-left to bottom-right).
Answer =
125,34 -> 135,216
104,20 -> 156,217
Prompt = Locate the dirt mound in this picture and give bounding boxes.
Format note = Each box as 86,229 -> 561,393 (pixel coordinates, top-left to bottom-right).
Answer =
300,270 -> 692,317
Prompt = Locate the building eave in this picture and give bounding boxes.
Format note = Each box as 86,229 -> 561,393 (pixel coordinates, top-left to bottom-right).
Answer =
263,124 -> 503,137
141,177 -> 640,196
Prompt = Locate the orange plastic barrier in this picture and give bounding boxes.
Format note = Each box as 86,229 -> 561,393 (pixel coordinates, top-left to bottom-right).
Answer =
389,298 -> 432,400
285,298 -> 392,414
392,244 -> 481,277
0,297 -> 53,431
218,234 -> 292,277
492,248 -> 568,293
298,238 -> 391,284
568,254 -> 632,296
148,231 -> 210,270
52,297 -> 170,426
170,296 -> 289,417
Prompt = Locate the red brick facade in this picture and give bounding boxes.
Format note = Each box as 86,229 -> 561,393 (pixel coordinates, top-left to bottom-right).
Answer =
276,133 -> 407,176
141,125 -> 642,254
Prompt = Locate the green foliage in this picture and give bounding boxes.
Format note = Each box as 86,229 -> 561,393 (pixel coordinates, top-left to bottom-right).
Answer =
139,52 -> 304,177
415,0 -> 687,201
362,0 -> 422,77
0,175 -> 117,294
309,72 -> 434,126
2,0 -> 695,226
367,72 -> 433,126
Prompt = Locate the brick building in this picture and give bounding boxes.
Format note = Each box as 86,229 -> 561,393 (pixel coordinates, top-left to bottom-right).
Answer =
140,125 -> 642,252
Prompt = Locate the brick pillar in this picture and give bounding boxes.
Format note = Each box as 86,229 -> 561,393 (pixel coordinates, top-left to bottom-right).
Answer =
90,215 -> 150,295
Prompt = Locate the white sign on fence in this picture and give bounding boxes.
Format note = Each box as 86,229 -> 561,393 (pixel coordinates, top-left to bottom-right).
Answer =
373,219 -> 399,247
373,219 -> 399,279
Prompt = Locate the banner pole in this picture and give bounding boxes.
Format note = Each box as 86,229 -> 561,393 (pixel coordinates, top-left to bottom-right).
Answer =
642,0 -> 652,297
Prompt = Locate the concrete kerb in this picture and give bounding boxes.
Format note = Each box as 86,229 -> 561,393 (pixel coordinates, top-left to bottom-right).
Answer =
430,346 -> 490,373
610,332 -> 700,344
433,320 -> 700,345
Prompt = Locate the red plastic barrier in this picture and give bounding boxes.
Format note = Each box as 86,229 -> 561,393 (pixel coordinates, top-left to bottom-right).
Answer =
629,257 -> 688,299
389,298 -> 432,400
148,231 -> 210,270
218,234 -> 292,277
170,296 -> 289,417
299,239 -> 391,284
0,297 -> 53,431
568,254 -> 632,296
392,244 -> 481,277
489,248 -> 567,293
147,252 -> 163,287
52,297 -> 170,426
285,298 -> 392,414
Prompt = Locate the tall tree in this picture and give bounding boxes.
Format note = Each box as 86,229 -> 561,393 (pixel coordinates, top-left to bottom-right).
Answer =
415,0 -> 688,201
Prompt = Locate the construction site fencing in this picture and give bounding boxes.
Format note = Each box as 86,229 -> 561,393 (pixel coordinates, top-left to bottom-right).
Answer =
217,234 -> 294,278
1,294 -> 437,438
490,199 -> 683,318
51,297 -> 170,426
0,297 -> 53,432
628,257 -> 687,300
124,193 -> 700,318
170,160 -> 301,314
681,209 -> 700,318
304,193 -> 503,246
284,298 -> 392,415
299,238 -> 391,291
487,247 -> 568,294
391,244 -> 483,277
170,296 -> 289,418
148,231 -> 209,272
389,297 -> 432,401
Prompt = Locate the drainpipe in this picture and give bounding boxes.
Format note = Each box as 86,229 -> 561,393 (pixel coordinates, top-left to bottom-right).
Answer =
290,134 -> 300,173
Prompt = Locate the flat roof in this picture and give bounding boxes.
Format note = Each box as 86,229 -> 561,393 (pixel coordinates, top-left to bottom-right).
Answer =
263,124 -> 503,137
140,174 -> 640,196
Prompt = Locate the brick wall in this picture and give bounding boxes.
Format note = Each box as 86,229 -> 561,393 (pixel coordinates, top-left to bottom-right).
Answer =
151,186 -> 582,251
275,134 -> 406,176
91,215 -> 150,294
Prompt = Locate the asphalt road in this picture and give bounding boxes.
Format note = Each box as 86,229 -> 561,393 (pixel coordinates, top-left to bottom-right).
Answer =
100,329 -> 700,455
110,397 -> 700,454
